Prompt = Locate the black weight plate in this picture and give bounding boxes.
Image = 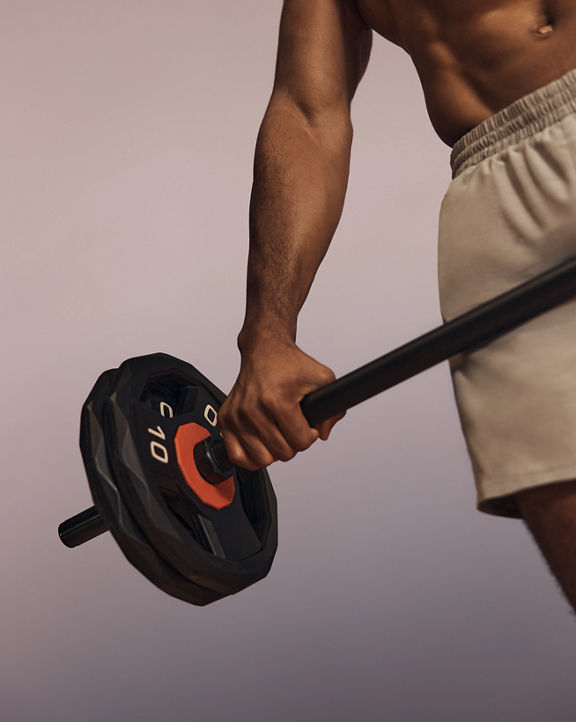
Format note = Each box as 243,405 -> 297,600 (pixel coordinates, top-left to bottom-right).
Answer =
103,353 -> 278,599
80,367 -> 225,605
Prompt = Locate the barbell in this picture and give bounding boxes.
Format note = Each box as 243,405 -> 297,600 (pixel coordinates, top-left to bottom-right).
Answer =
58,254 -> 576,604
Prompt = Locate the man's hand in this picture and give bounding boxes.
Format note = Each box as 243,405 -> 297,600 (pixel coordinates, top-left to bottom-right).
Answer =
218,337 -> 345,471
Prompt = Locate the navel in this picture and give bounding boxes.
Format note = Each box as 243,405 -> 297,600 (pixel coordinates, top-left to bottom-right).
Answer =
536,23 -> 554,36
533,11 -> 555,38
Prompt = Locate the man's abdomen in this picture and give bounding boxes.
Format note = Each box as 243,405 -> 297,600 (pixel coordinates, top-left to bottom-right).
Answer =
360,0 -> 576,146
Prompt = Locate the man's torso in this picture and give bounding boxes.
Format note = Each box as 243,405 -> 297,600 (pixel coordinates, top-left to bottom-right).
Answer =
353,0 -> 576,146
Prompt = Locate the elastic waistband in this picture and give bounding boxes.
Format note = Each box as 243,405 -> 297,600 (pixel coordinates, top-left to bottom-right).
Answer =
450,68 -> 576,179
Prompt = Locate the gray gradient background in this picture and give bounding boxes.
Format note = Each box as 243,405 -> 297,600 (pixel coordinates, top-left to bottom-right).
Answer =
2,2 -> 575,721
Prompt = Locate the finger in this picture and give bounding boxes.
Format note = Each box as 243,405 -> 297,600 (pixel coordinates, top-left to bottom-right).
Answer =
317,410 -> 346,441
222,429 -> 275,471
221,395 -> 297,466
248,405 -> 301,462
225,399 -> 306,467
272,402 -> 320,453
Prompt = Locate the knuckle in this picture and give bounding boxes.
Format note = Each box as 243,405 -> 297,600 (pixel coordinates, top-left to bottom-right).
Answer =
320,367 -> 336,384
222,435 -> 260,472
268,446 -> 284,462
275,441 -> 296,462
255,451 -> 275,469
260,390 -> 280,411
226,447 -> 248,469
294,432 -> 317,452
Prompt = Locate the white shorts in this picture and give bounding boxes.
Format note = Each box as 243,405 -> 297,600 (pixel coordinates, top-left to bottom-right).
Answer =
438,68 -> 576,518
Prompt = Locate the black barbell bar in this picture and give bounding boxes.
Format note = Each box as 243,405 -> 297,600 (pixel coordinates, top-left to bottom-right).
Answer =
59,253 -> 576,548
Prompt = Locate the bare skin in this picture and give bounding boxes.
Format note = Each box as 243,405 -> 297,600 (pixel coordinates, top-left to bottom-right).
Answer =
217,0 -> 576,613
358,0 -> 576,147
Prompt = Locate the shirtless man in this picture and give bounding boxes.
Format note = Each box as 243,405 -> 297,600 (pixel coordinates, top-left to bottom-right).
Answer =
218,0 -> 576,614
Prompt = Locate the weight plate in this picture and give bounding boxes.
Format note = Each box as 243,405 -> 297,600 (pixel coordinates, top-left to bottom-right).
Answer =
103,353 -> 278,599
80,367 -> 225,605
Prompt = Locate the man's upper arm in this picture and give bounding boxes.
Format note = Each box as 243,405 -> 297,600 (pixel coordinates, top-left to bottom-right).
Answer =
270,0 -> 373,120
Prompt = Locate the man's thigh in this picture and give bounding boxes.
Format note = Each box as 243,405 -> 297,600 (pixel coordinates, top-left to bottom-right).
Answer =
516,479 -> 576,613
517,479 -> 576,514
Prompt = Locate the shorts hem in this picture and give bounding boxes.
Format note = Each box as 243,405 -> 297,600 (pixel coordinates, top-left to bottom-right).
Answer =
476,462 -> 576,519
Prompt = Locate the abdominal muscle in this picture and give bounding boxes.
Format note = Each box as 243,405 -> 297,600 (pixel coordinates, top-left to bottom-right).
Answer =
355,0 -> 576,146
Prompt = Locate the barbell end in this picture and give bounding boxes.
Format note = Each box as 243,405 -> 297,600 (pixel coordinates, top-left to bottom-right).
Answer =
58,505 -> 109,548
60,437 -> 232,550
193,437 -> 234,485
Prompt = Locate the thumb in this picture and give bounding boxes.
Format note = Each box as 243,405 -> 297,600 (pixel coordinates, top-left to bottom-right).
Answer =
317,411 -> 346,441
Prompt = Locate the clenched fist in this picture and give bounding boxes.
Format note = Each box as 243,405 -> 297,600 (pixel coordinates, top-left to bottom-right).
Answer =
218,336 -> 345,471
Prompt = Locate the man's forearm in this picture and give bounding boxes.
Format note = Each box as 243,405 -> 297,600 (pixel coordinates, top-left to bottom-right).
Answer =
238,100 -> 353,350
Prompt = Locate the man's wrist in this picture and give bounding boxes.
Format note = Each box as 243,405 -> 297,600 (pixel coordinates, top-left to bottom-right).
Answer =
237,319 -> 296,355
